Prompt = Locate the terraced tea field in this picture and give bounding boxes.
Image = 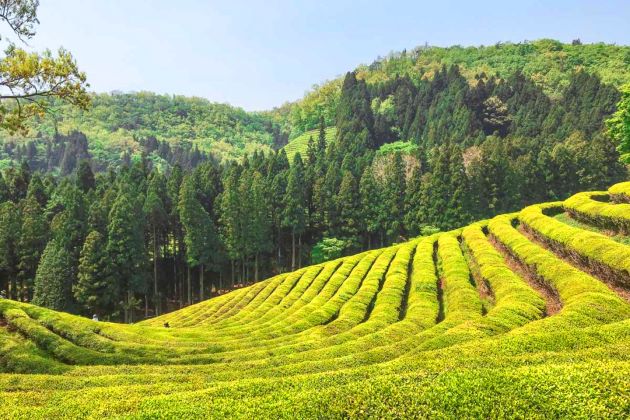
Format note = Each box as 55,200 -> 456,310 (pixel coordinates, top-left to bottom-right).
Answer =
1,182 -> 629,418
282,127 -> 336,162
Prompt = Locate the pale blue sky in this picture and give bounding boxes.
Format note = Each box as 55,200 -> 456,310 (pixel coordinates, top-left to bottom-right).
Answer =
24,0 -> 630,111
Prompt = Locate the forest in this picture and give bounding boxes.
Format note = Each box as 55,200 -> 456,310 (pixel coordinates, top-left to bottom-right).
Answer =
0,55 -> 627,321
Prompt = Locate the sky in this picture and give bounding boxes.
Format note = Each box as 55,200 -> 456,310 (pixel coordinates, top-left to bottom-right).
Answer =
22,0 -> 630,111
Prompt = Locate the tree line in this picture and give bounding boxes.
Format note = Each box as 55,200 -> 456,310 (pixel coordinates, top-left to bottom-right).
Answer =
0,66 -> 625,321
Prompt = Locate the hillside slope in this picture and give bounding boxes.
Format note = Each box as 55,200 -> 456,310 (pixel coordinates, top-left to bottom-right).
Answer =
1,182 -> 629,418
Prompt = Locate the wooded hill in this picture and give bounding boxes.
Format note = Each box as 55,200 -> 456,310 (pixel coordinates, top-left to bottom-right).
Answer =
0,40 -> 628,322
0,181 -> 628,417
2,40 -> 630,173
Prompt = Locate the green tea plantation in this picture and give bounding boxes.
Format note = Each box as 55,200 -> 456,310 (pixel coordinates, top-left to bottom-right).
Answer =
1,182 -> 629,419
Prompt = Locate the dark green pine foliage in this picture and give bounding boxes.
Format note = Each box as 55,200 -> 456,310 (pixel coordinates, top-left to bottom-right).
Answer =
336,170 -> 361,250
32,238 -> 74,311
359,166 -> 384,248
383,152 -> 406,242
245,170 -> 272,280
282,153 -> 308,271
0,202 -> 21,299
107,183 -> 147,323
76,159 -> 96,193
17,192 -> 49,300
33,183 -> 89,310
26,172 -> 49,208
178,175 -> 218,302
74,231 -> 116,316
219,165 -> 243,283
144,173 -> 167,313
336,72 -> 375,156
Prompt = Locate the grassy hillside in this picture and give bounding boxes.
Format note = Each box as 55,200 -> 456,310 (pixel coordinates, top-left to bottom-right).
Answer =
282,126 -> 336,162
0,181 -> 629,418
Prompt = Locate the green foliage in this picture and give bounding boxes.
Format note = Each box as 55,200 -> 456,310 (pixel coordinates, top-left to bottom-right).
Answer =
282,126 -> 336,163
311,237 -> 347,264
0,183 -> 629,417
31,238 -> 74,311
606,83 -> 630,163
376,140 -> 418,156
74,231 -> 116,316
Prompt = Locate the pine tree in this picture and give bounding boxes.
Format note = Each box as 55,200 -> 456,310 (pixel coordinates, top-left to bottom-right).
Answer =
248,171 -> 272,279
0,202 -> 21,299
76,159 -> 95,192
359,166 -> 384,248
336,170 -> 361,249
383,152 -> 406,242
17,192 -> 48,300
282,154 -> 307,270
107,184 -> 147,322
336,72 -> 375,155
144,173 -> 167,313
32,238 -> 74,311
74,231 -> 116,317
178,175 -> 217,303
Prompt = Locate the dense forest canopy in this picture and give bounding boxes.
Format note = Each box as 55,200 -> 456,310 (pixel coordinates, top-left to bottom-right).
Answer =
272,39 -> 630,138
0,92 -> 287,171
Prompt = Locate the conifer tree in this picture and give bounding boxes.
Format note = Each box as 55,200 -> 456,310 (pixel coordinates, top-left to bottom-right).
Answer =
18,192 -> 48,300
282,154 -> 307,270
32,238 -> 74,311
0,202 -> 20,299
336,170 -> 361,249
383,152 -> 406,242
74,231 -> 116,316
107,184 -> 147,322
76,159 -> 95,192
178,175 -> 217,302
144,173 -> 167,313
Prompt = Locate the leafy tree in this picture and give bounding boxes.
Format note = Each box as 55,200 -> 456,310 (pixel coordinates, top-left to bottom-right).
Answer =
607,83 -> 630,163
0,0 -> 89,133
311,238 -> 346,264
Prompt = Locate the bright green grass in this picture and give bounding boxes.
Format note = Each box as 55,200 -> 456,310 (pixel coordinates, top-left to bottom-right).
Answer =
1,183 -> 629,419
282,126 -> 336,162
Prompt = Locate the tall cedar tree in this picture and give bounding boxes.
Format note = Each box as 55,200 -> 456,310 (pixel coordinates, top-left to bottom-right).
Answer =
17,192 -> 48,300
282,154 -> 307,270
107,184 -> 147,323
74,231 -> 116,316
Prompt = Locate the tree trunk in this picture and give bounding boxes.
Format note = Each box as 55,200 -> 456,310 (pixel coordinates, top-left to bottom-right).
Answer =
230,259 -> 234,287
144,292 -> 149,318
298,233 -> 302,269
255,253 -> 259,282
187,265 -> 192,305
199,264 -> 204,301
291,229 -> 296,271
127,289 -> 133,323
153,226 -> 159,316
242,258 -> 245,284
9,278 -> 16,300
